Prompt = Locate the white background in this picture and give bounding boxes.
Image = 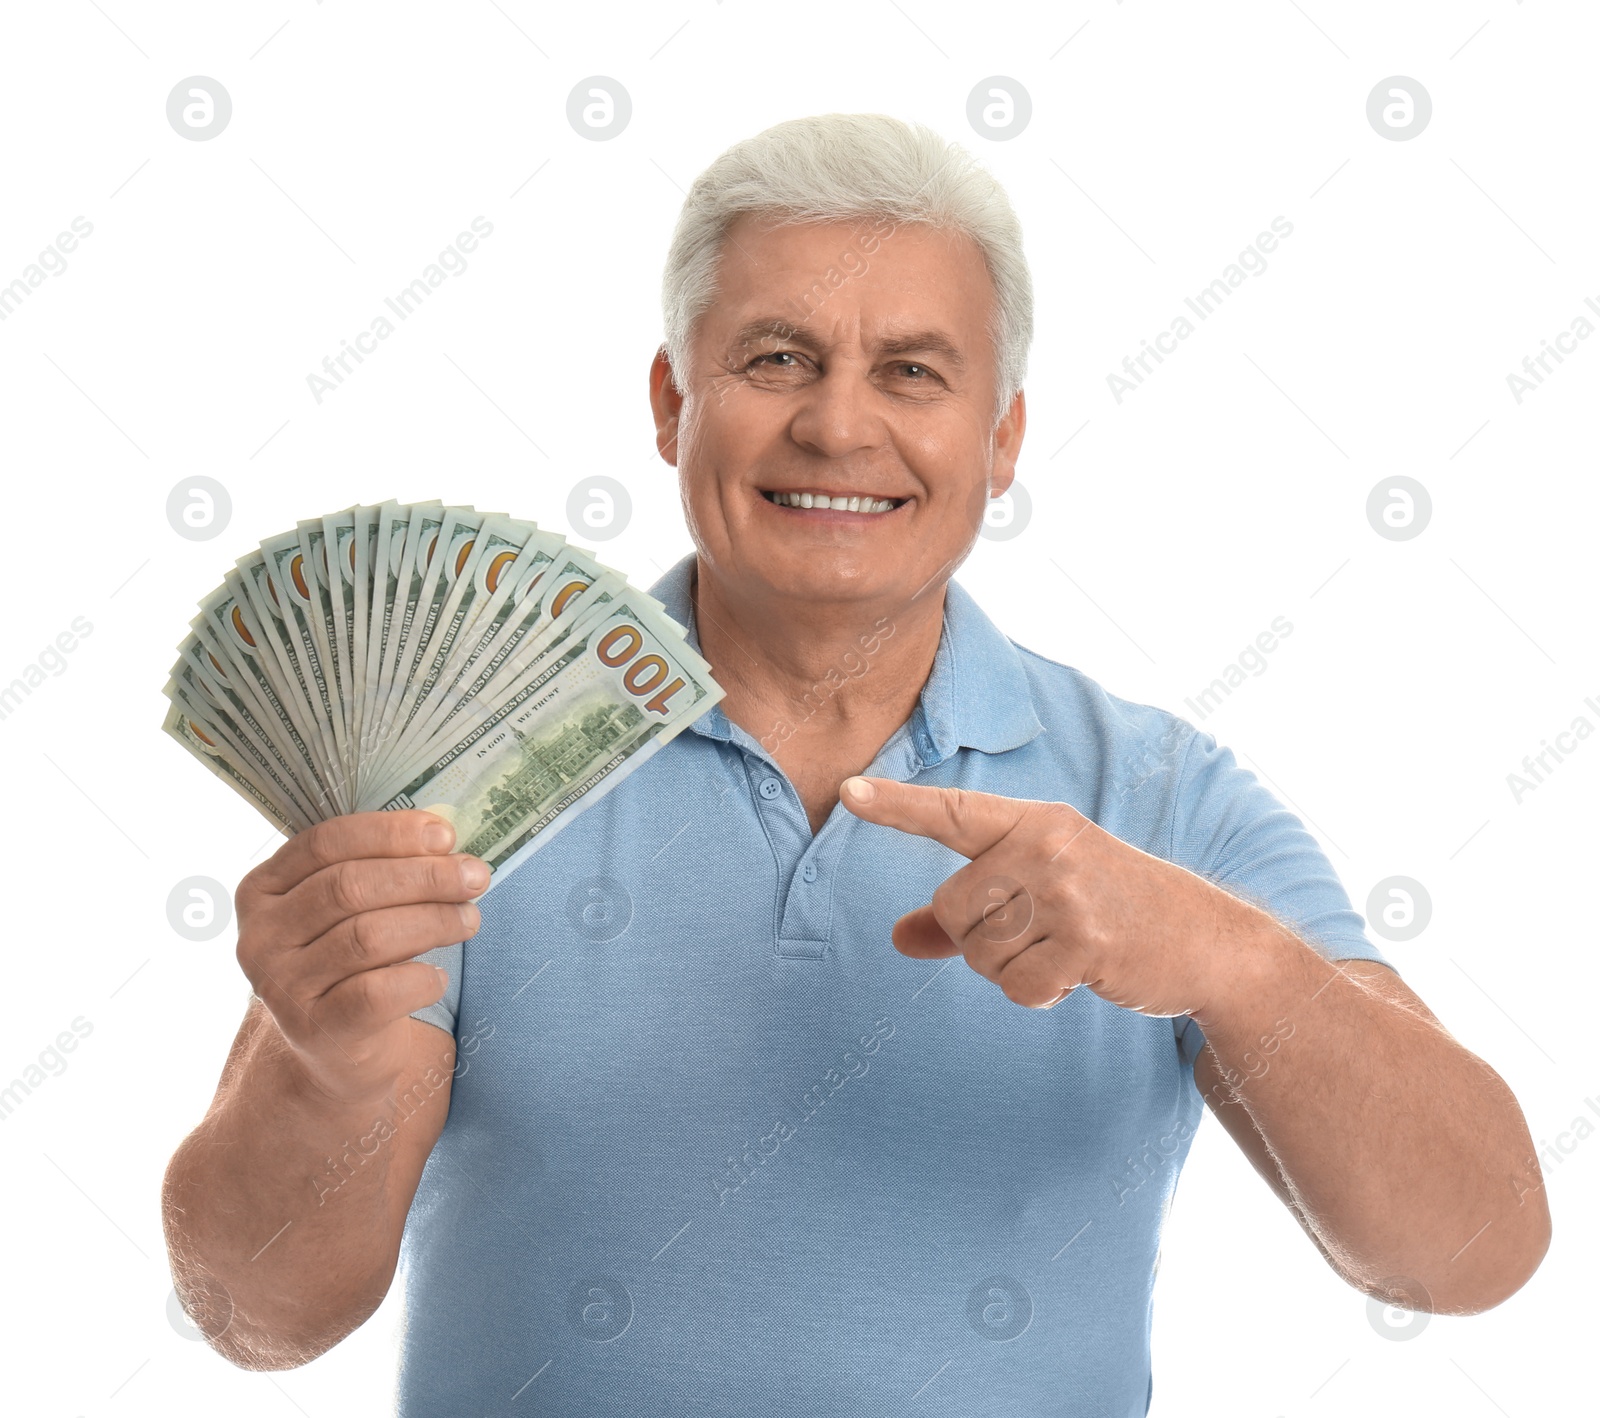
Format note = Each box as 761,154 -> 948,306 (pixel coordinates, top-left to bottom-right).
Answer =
0,2 -> 1593,1415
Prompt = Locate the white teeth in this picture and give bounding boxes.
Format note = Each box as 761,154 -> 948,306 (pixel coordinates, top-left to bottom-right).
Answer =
767,490 -> 900,513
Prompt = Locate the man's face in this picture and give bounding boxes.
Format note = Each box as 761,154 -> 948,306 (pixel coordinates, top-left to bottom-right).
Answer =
650,213 -> 1025,610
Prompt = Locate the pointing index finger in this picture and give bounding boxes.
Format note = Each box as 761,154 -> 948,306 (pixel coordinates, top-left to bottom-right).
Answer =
839,776 -> 1028,859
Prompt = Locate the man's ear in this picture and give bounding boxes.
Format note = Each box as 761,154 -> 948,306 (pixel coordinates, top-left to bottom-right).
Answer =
990,387 -> 1026,497
649,346 -> 682,466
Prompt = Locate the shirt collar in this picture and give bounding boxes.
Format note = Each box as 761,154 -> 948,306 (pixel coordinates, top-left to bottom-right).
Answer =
645,551 -> 1045,765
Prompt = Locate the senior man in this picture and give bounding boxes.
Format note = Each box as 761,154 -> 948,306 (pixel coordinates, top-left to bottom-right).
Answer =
163,114 -> 1549,1416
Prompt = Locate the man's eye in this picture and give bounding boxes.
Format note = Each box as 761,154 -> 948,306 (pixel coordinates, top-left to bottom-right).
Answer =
743,354 -> 935,380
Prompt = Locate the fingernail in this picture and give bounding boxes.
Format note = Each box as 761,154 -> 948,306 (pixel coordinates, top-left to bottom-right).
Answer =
842,776 -> 876,803
460,856 -> 490,890
423,818 -> 455,852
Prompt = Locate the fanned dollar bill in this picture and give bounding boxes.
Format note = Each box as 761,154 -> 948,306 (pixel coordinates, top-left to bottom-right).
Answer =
162,500 -> 723,893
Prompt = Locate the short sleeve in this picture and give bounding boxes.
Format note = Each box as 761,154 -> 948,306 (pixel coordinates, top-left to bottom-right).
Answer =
410,939 -> 462,1037
1166,725 -> 1395,1063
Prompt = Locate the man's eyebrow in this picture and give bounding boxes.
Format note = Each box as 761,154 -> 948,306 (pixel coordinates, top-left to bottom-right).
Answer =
877,329 -> 967,369
730,317 -> 809,349
728,318 -> 967,370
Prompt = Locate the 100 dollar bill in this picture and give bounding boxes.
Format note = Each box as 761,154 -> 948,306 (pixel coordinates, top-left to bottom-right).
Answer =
373,593 -> 721,885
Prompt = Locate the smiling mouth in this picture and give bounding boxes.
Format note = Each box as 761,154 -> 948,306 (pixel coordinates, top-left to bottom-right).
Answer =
760,489 -> 906,514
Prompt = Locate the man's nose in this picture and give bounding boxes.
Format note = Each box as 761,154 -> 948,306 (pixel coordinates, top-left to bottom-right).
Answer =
786,361 -> 885,460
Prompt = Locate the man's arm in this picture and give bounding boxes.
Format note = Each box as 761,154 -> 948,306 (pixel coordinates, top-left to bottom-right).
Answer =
1193,960 -> 1428,1283
1191,938 -> 1550,1313
836,774 -> 1552,1314
160,810 -> 485,1369
163,1004 -> 455,1368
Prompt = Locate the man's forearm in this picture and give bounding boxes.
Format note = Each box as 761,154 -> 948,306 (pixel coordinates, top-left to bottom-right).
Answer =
161,1006 -> 450,1369
1192,909 -> 1550,1312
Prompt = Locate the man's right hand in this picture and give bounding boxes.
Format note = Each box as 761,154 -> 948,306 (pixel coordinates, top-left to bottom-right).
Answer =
235,810 -> 485,1107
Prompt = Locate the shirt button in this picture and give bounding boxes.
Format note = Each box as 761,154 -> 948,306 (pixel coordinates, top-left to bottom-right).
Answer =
758,777 -> 782,800
802,862 -> 817,882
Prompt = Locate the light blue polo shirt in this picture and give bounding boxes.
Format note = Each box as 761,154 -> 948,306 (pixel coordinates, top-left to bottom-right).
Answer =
397,551 -> 1392,1417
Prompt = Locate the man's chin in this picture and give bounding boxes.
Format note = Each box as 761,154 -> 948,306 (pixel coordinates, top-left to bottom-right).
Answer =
723,544 -> 915,608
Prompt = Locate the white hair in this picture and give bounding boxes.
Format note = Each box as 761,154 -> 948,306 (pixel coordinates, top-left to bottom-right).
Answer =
660,112 -> 1032,431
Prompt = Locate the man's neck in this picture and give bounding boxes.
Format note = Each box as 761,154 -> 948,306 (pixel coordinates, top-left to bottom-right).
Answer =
690,558 -> 947,761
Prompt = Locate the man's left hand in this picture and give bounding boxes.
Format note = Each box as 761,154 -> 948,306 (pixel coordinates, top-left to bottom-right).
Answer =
839,775 -> 1255,1018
